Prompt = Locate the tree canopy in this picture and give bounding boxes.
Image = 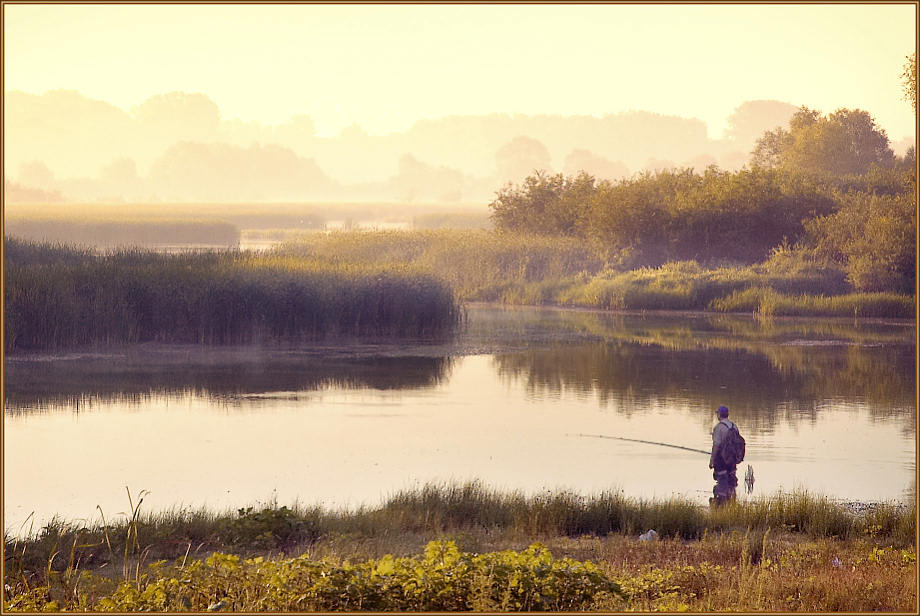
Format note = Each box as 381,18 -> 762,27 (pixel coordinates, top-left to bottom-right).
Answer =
751,107 -> 894,176
489,107 -> 914,291
901,53 -> 917,113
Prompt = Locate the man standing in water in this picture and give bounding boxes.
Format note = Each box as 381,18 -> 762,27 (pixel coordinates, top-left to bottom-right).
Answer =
709,405 -> 742,505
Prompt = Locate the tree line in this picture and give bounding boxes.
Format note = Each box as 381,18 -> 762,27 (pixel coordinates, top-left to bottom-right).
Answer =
489,106 -> 916,294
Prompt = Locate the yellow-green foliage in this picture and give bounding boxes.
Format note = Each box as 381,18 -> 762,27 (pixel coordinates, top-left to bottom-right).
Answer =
275,231 -> 913,317
277,229 -> 603,301
5,486 -> 914,612
5,238 -> 460,351
6,536 -> 915,612
710,287 -> 915,318
5,541 -> 621,612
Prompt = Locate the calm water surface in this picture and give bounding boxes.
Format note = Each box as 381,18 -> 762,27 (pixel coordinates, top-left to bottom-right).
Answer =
4,306 -> 915,532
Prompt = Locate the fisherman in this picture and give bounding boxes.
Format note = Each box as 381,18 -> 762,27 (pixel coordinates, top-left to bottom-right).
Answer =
709,405 -> 740,505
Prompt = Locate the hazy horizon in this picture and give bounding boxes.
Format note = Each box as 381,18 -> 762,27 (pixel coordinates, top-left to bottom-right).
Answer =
3,3 -> 916,204
5,4 -> 915,137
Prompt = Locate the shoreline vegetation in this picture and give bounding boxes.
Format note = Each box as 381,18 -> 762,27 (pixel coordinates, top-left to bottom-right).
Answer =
4,229 -> 914,354
4,483 -> 915,612
3,237 -> 461,352
274,228 -> 915,318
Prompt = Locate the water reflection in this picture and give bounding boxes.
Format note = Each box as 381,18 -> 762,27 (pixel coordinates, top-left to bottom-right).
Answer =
489,310 -> 915,436
3,306 -> 915,529
4,354 -> 452,413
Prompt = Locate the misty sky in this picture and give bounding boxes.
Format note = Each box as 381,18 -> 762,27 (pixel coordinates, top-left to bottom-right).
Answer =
4,3 -> 917,140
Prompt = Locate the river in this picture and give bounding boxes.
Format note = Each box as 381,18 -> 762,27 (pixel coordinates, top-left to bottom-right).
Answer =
4,305 -> 915,532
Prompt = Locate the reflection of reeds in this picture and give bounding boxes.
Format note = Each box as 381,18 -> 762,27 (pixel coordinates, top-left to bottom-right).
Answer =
485,308 -> 914,429
4,355 -> 453,411
5,239 -> 460,351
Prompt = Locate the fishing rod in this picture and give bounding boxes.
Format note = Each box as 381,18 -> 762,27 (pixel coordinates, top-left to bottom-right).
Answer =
566,433 -> 711,455
569,432 -> 756,493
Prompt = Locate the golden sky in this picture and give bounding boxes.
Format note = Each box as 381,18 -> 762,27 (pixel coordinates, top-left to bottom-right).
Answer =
3,3 -> 917,139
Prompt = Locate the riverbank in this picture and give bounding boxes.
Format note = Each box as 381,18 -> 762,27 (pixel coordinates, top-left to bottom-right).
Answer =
4,484 -> 915,611
275,229 -> 915,318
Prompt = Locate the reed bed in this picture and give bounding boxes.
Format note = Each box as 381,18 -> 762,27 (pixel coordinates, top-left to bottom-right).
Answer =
276,230 -> 914,318
277,229 -> 604,300
709,286 -> 916,318
4,238 -> 460,352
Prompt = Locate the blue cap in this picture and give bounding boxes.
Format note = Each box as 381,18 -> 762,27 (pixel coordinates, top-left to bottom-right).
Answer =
717,406 -> 729,417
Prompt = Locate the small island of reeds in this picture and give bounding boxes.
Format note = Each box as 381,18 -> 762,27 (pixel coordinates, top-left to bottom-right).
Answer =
4,238 -> 460,352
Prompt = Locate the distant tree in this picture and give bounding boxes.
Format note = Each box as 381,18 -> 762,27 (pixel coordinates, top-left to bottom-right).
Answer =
750,127 -> 793,169
17,160 -> 55,189
562,149 -> 629,181
149,142 -> 330,201
642,157 -> 676,173
494,136 -> 552,183
132,91 -> 221,141
391,154 -> 465,203
100,157 -> 138,184
901,53 -> 917,113
3,176 -> 63,203
751,107 -> 894,175
490,171 -> 595,236
681,153 -> 719,172
724,100 -> 799,151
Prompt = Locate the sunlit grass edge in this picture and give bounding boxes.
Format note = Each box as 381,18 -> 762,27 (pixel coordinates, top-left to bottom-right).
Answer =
5,483 -> 914,611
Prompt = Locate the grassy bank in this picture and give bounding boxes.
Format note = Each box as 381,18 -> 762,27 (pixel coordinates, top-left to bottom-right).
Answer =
277,228 -> 602,300
4,238 -> 460,352
4,484 -> 914,611
276,230 -> 915,318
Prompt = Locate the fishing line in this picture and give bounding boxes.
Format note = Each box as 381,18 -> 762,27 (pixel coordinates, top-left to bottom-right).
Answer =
566,433 -> 711,455
568,433 -> 756,493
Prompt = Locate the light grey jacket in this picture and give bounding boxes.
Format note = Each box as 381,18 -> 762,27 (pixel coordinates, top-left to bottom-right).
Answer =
710,418 -> 736,468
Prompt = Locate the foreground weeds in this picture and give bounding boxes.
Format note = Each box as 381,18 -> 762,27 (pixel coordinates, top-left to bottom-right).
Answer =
4,484 -> 915,611
5,534 -> 914,612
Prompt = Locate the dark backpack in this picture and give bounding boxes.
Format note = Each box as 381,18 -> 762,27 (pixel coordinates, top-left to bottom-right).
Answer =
720,424 -> 746,466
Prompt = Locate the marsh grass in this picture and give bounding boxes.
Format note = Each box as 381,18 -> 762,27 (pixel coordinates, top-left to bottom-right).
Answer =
4,238 -> 460,351
276,229 -> 603,300
5,484 -> 914,611
6,483 -> 912,576
710,286 -> 915,318
276,230 -> 914,318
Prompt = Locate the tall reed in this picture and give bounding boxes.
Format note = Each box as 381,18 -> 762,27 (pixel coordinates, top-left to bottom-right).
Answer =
5,238 -> 460,352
